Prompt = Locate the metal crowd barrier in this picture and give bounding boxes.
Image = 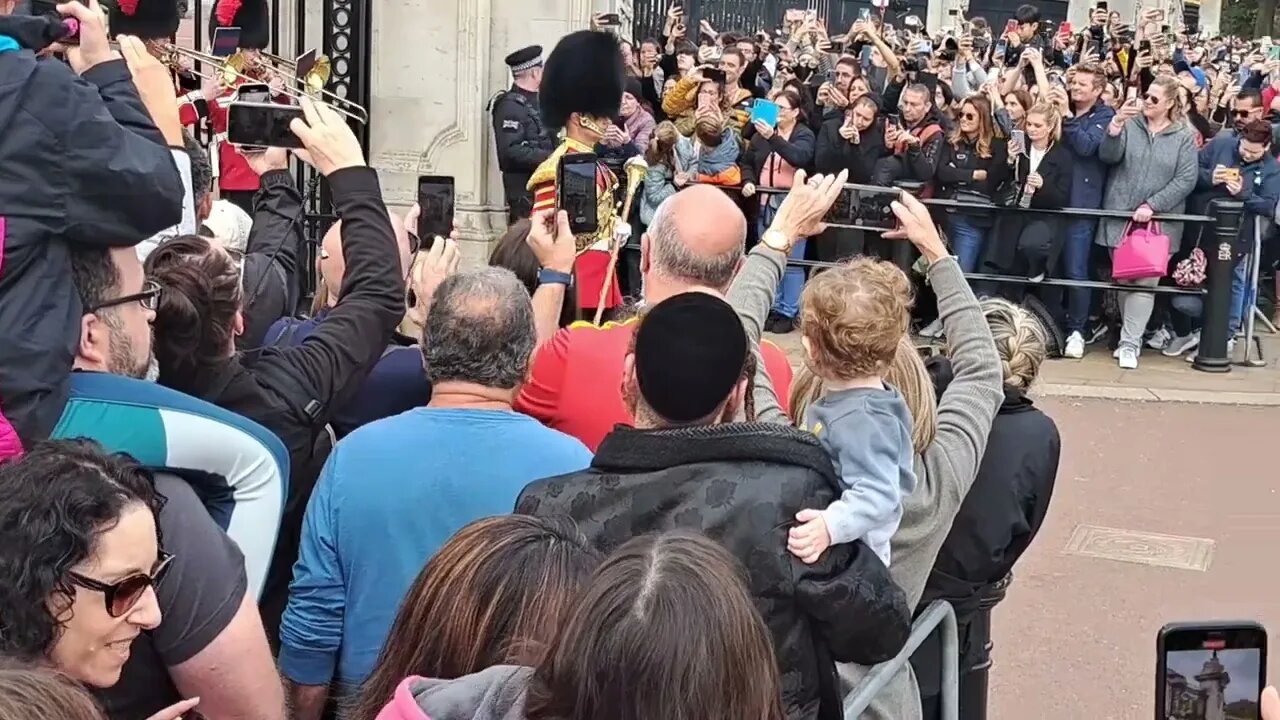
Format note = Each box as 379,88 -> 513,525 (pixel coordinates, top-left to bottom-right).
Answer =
843,600 -> 959,720
676,181 -> 1249,372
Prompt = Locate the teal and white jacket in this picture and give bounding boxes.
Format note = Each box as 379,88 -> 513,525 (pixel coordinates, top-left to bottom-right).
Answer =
52,372 -> 289,599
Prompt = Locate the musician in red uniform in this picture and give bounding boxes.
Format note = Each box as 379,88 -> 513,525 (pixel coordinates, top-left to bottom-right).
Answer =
194,0 -> 273,213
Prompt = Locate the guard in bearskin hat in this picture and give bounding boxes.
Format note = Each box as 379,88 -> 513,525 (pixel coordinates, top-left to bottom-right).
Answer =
193,0 -> 274,213
527,30 -> 626,317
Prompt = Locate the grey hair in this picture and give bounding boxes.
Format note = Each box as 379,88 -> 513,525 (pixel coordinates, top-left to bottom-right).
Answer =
646,196 -> 744,290
421,267 -> 536,389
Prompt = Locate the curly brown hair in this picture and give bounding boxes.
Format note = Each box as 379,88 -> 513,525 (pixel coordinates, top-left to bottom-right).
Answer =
799,257 -> 913,380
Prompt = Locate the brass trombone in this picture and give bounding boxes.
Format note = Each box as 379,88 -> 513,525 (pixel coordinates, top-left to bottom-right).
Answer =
155,43 -> 262,87
248,50 -> 368,125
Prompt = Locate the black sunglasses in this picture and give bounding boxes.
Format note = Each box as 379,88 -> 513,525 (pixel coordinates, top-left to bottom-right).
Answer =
1144,93 -> 1162,103
1233,108 -> 1257,117
66,551 -> 174,617
90,280 -> 161,313
961,111 -> 980,120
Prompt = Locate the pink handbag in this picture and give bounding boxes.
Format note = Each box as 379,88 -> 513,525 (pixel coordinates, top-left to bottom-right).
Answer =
1112,220 -> 1171,280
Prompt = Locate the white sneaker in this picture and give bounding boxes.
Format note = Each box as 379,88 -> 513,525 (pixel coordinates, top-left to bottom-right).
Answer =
1162,331 -> 1200,357
919,318 -> 945,338
1118,346 -> 1139,370
1063,331 -> 1085,359
1146,327 -> 1173,350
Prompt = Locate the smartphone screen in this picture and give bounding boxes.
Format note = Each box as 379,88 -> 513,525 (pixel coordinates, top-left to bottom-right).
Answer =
1157,622 -> 1267,720
226,102 -> 306,149
598,12 -> 621,26
211,27 -> 242,57
416,175 -> 455,248
825,186 -> 901,231
557,153 -> 598,236
236,83 -> 272,104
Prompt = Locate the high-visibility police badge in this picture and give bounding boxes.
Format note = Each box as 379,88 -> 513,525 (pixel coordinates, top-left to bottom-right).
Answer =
503,120 -> 520,131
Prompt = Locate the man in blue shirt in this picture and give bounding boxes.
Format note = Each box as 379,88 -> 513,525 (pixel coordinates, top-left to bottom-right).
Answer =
1055,62 -> 1115,359
279,267 -> 591,719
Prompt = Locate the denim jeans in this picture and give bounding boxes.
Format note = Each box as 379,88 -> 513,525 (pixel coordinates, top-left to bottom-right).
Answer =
1060,219 -> 1096,333
760,199 -> 807,319
1229,254 -> 1253,335
948,216 -> 986,274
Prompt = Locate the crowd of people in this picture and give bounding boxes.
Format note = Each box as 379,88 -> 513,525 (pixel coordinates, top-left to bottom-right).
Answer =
492,4 -> 1280,369
0,0 -> 1275,719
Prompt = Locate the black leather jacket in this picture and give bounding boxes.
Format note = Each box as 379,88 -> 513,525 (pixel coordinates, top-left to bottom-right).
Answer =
516,422 -> 911,720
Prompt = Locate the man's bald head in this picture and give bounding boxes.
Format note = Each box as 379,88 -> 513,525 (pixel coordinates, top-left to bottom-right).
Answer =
643,185 -> 746,294
317,211 -> 415,304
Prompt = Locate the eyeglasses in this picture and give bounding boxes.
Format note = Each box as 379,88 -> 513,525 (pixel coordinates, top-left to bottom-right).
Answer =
1233,109 -> 1257,117
66,551 -> 174,618
89,280 -> 161,313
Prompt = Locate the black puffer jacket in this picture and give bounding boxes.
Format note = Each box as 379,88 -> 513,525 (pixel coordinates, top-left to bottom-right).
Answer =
516,422 -> 912,720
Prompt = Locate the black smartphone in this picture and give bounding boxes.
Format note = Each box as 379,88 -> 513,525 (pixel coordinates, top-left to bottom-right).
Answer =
1098,0 -> 1108,9
235,83 -> 272,104
416,175 -> 455,249
177,70 -> 201,92
295,48 -> 318,81
885,112 -> 901,128
557,152 -> 598,236
1156,621 -> 1267,720
705,67 -> 727,84
1140,39 -> 1151,53
227,101 -> 306,149
211,27 -> 242,58
824,185 -> 902,231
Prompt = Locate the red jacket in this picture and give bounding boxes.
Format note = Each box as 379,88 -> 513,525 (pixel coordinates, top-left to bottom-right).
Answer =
180,80 -> 262,192
515,317 -> 794,452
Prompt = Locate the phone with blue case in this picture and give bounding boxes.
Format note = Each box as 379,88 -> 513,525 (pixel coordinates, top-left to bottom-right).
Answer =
751,99 -> 780,128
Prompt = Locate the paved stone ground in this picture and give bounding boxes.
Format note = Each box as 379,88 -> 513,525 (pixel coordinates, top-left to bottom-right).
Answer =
988,398 -> 1280,719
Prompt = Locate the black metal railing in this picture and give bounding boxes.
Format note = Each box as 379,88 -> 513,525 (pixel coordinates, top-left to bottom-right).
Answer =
652,181 -> 1247,372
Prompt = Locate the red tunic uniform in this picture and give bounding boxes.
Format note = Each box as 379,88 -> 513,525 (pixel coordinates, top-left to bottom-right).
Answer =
515,318 -> 794,452
179,79 -> 262,193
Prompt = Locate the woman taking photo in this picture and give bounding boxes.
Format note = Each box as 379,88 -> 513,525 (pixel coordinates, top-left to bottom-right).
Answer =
912,298 -> 1060,720
741,88 -> 815,334
375,531 -> 786,720
0,440 -> 198,720
989,86 -> 1032,141
936,95 -> 1010,274
352,516 -> 599,720
1097,74 -> 1198,370
985,102 -> 1074,283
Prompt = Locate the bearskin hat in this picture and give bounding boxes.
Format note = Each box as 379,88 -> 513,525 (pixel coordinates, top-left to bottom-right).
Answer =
539,30 -> 624,132
109,0 -> 180,40
208,0 -> 269,50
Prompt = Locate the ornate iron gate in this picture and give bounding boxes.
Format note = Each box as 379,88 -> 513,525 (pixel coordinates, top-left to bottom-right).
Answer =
630,0 -> 928,43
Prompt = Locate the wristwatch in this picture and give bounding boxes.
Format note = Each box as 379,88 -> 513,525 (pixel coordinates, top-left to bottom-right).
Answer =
537,268 -> 574,287
761,228 -> 793,253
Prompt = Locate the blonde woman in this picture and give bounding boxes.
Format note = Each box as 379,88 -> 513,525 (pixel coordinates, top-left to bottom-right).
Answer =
912,297 -> 1060,720
988,102 -> 1076,282
1097,74 -> 1198,369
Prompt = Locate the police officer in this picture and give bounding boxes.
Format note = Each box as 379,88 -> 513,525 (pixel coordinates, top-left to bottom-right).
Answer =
490,45 -> 554,222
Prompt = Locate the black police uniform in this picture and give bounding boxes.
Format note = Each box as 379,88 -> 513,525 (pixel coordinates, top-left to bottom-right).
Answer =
491,45 -> 554,222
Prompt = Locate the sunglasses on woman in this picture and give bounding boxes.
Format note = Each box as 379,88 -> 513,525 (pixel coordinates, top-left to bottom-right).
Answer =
67,551 -> 175,617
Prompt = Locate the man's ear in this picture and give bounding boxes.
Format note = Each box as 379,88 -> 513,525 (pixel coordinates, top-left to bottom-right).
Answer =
78,313 -> 108,368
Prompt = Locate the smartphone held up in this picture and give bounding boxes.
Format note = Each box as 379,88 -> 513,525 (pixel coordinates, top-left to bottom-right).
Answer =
557,152 -> 599,236
1157,622 -> 1267,720
416,175 -> 455,250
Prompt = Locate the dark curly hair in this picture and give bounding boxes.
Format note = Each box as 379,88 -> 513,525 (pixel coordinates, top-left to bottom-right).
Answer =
143,234 -> 243,391
0,440 -> 164,663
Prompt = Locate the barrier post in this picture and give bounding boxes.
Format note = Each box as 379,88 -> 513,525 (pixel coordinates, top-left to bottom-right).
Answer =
1193,199 -> 1245,373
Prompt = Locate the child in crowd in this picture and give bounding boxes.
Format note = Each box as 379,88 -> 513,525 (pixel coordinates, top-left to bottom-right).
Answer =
787,257 -> 918,568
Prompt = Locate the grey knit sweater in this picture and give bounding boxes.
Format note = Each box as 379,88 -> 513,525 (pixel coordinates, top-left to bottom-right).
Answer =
1094,115 -> 1199,253
728,246 -> 1005,720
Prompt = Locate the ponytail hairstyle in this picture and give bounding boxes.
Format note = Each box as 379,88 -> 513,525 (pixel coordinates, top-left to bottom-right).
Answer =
143,234 -> 243,391
646,120 -> 681,169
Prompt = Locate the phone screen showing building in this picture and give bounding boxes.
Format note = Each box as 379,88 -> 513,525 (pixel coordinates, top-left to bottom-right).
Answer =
561,162 -> 597,232
1164,647 -> 1261,719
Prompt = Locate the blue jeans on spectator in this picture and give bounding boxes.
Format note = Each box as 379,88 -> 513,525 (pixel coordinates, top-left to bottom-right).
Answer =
1229,254 -> 1253,335
761,198 -> 807,319
1061,219 -> 1096,333
948,216 -> 986,273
